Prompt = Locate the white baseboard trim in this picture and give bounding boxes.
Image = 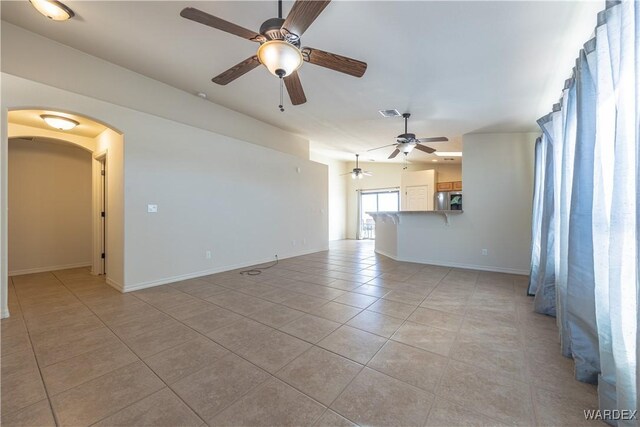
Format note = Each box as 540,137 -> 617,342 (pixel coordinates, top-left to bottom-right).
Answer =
1,308 -> 10,319
9,263 -> 92,277
374,249 -> 399,260
121,246 -> 330,293
375,250 -> 528,276
106,277 -> 125,292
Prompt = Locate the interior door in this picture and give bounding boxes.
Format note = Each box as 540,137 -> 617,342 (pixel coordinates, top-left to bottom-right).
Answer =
406,185 -> 431,210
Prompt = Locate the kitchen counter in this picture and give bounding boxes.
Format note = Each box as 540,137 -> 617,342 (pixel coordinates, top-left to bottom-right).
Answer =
368,210 -> 463,225
367,210 -> 464,262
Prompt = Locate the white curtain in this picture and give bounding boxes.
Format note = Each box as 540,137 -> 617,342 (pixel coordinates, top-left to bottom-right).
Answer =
528,1 -> 638,423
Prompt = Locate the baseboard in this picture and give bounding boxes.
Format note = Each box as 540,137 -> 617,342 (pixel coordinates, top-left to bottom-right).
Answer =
106,277 -> 125,292
9,263 -> 92,276
121,246 -> 330,293
374,249 -> 399,260
377,250 -> 528,275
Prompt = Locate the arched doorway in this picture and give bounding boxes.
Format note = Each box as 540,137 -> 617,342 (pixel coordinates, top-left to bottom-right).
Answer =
3,109 -> 124,318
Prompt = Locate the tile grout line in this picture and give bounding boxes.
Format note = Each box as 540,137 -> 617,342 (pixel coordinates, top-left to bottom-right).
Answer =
12,273 -> 65,427
51,271 -> 210,427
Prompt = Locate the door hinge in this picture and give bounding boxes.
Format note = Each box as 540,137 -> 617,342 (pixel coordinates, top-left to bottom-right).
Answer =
101,170 -> 105,176
101,211 -> 105,218
101,253 -> 105,259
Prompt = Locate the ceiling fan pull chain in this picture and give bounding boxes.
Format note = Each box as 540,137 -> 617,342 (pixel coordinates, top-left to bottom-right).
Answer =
279,77 -> 285,112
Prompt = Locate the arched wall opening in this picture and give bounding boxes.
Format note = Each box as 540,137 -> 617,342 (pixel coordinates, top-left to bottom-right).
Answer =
2,109 -> 124,318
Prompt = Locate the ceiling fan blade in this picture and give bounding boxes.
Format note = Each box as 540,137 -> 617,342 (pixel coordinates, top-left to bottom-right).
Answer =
212,56 -> 260,85
388,149 -> 401,159
282,0 -> 331,38
302,47 -> 367,77
417,137 -> 449,143
367,144 -> 397,152
339,172 -> 352,176
180,8 -> 264,42
363,172 -> 373,176
414,144 -> 436,154
284,71 -> 307,105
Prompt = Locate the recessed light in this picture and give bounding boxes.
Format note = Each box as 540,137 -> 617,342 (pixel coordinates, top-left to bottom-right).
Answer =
435,151 -> 462,157
40,114 -> 79,131
432,159 -> 438,162
196,92 -> 207,99
378,109 -> 401,118
29,0 -> 75,21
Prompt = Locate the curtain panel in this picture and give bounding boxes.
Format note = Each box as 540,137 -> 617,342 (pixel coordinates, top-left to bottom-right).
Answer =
528,1 -> 638,423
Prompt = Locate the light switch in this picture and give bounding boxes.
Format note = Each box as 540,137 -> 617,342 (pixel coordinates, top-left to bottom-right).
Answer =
147,204 -> 158,213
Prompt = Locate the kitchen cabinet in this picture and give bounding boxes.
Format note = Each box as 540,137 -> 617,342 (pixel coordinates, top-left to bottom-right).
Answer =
436,182 -> 453,191
436,181 -> 462,191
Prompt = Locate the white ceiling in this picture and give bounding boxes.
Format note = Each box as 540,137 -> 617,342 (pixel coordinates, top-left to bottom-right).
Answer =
1,1 -> 601,163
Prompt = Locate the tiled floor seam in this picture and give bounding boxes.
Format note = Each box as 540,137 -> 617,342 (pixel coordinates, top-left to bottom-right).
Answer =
53,275 -> 210,427
12,274 -> 62,426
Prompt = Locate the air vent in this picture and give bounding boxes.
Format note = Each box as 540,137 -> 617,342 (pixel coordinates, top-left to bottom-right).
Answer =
378,109 -> 401,118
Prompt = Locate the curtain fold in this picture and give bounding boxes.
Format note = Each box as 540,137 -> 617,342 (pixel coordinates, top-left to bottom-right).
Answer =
528,1 -> 638,422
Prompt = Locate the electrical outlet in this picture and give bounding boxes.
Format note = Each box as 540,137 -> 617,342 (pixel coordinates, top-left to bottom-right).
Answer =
481,248 -> 488,256
147,204 -> 158,213
205,250 -> 212,259
291,240 -> 296,247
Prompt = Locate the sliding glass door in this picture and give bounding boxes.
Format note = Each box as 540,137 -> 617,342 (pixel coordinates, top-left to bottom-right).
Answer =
358,189 -> 400,239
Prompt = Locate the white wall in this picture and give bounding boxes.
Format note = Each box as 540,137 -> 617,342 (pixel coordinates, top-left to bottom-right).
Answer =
432,163 -> 462,182
309,152 -> 347,241
1,24 -> 328,317
389,132 -> 536,274
8,138 -> 92,275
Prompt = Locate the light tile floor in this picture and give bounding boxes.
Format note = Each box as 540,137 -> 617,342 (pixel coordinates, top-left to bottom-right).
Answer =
1,240 -> 602,426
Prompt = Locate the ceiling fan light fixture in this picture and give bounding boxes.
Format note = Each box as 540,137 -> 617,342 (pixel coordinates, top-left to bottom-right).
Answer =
29,0 -> 75,21
40,114 -> 79,131
257,40 -> 303,78
401,143 -> 415,154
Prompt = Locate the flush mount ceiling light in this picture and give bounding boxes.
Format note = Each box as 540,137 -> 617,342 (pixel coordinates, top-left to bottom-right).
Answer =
29,0 -> 75,21
40,114 -> 79,131
435,151 -> 463,157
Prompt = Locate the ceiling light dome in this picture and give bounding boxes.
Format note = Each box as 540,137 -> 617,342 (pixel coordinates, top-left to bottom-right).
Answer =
400,143 -> 415,154
40,114 -> 79,131
257,40 -> 303,78
29,0 -> 75,21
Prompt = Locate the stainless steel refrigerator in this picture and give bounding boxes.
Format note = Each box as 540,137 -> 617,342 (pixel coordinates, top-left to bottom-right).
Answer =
434,191 -> 449,211
434,191 -> 463,211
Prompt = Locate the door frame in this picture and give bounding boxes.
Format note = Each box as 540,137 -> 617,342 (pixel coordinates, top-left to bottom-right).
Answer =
92,150 -> 107,275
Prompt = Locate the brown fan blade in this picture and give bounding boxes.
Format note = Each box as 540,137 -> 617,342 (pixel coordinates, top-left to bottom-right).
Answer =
388,149 -> 401,159
180,8 -> 264,42
417,137 -> 449,143
414,144 -> 436,154
367,144 -> 396,152
212,56 -> 260,85
302,47 -> 367,77
284,71 -> 307,105
282,0 -> 331,38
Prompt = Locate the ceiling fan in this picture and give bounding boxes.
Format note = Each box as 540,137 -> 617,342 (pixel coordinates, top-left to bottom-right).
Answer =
180,0 -> 367,110
341,154 -> 372,179
369,113 -> 448,159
